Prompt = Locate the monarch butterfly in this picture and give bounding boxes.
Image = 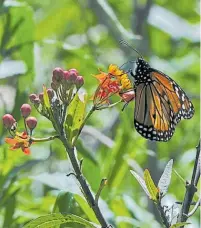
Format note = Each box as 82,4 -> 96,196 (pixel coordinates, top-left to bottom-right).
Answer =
121,41 -> 195,142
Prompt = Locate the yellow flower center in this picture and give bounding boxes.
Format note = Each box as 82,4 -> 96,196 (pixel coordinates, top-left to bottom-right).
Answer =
108,64 -> 132,90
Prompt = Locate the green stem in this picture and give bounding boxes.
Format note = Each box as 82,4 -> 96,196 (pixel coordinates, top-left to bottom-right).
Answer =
177,140 -> 200,226
23,117 -> 28,134
155,200 -> 170,228
60,135 -> 108,227
61,104 -> 68,127
72,105 -> 96,146
96,100 -> 122,110
30,135 -> 59,142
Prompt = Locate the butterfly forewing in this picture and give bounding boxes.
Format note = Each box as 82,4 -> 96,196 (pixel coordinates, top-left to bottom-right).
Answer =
151,70 -> 194,120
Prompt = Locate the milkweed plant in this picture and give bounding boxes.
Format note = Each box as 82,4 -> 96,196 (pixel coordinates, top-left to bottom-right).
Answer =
2,65 -> 200,228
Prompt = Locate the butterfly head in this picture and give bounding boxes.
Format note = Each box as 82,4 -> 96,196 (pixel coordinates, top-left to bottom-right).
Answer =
136,58 -> 150,71
132,58 -> 151,82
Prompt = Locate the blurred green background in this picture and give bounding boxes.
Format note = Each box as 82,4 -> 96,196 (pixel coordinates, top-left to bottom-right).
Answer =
0,0 -> 199,227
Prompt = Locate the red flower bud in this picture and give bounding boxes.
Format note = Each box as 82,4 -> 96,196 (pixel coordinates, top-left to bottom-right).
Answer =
52,68 -> 64,84
33,98 -> 40,105
2,114 -> 16,129
69,68 -> 78,76
20,104 -> 31,118
63,70 -> 77,87
39,92 -> 44,102
29,94 -> 38,103
63,71 -> 70,80
75,76 -> 84,89
68,71 -> 77,82
47,88 -> 54,100
120,91 -> 135,102
26,117 -> 37,130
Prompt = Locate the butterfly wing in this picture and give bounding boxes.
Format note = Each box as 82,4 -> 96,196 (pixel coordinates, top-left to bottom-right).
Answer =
151,70 -> 194,121
134,70 -> 194,141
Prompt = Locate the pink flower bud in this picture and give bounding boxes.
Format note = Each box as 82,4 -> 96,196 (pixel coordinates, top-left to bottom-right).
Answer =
2,114 -> 16,129
120,91 -> 135,102
47,88 -> 54,100
75,76 -> 84,89
26,117 -> 37,130
33,98 -> 40,105
68,71 -> 77,83
63,70 -> 77,87
29,94 -> 38,103
39,92 -> 44,102
52,68 -> 64,84
63,71 -> 70,80
20,104 -> 31,118
69,68 -> 79,76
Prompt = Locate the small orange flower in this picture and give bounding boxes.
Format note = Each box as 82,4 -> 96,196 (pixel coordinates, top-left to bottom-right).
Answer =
5,132 -> 32,155
93,64 -> 132,108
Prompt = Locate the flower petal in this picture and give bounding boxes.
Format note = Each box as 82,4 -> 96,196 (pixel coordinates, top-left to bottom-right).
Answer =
94,72 -> 107,83
5,138 -> 17,146
22,147 -> 31,155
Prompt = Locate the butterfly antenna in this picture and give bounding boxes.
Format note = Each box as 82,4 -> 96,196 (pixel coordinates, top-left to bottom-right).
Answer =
119,40 -> 143,59
119,60 -> 135,70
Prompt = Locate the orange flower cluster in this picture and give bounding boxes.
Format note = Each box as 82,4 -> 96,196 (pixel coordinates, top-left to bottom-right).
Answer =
93,64 -> 134,108
5,132 -> 32,155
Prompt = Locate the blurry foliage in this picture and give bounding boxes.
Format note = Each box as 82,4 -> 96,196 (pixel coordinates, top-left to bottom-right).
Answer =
0,0 -> 199,227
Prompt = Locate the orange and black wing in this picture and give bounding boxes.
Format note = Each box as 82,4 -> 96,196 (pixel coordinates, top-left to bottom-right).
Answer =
134,70 -> 194,141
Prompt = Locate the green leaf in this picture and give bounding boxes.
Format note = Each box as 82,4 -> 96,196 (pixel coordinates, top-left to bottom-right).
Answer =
0,177 -> 20,209
158,159 -> 173,197
23,213 -> 100,228
74,195 -> 99,224
170,222 -> 191,228
130,170 -> 151,198
43,85 -> 51,109
2,189 -> 18,228
65,93 -> 87,141
66,114 -> 73,127
52,191 -> 74,213
144,169 -> 159,201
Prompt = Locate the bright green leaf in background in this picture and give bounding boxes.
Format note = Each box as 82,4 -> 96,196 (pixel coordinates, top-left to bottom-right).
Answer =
170,222 -> 191,228
23,213 -> 100,228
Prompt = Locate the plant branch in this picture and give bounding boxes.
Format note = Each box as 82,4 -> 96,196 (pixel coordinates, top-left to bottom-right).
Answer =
177,140 -> 200,225
187,197 -> 200,218
31,135 -> 59,142
155,200 -> 170,228
60,135 -> 108,227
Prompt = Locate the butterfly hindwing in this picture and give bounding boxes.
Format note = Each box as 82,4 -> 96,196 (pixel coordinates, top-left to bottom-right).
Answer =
134,82 -> 175,141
